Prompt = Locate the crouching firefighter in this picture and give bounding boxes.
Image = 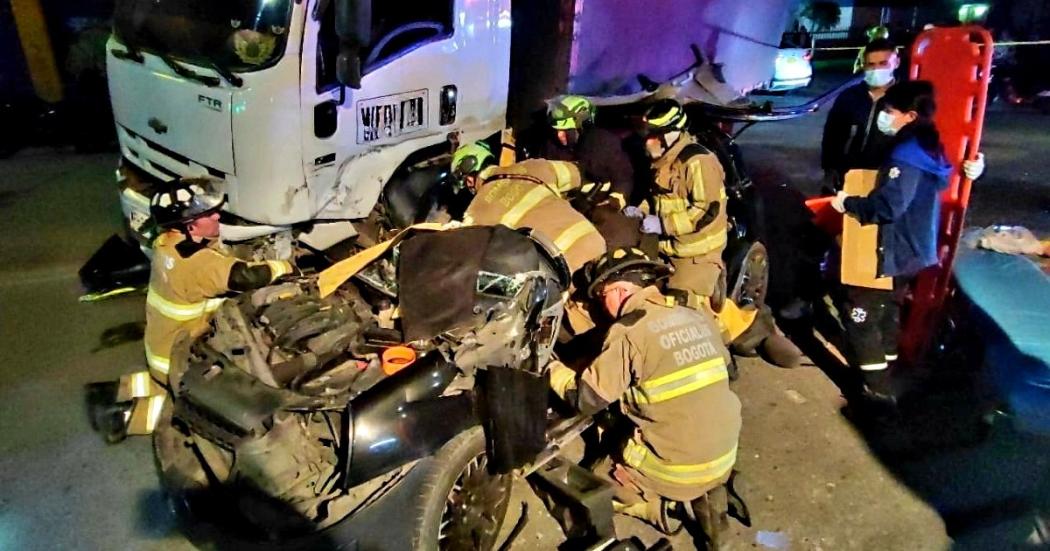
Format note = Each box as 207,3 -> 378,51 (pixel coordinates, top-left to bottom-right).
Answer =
549,248 -> 746,549
88,178 -> 294,442
451,141 -> 607,335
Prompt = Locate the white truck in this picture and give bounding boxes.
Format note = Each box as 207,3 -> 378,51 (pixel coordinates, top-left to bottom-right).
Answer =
105,0 -> 799,253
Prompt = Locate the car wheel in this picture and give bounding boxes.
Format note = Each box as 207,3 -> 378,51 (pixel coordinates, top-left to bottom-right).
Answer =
728,241 -> 769,308
413,426 -> 512,551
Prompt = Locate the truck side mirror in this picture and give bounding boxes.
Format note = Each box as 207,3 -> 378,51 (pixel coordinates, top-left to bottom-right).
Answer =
335,0 -> 371,89
337,52 -> 363,89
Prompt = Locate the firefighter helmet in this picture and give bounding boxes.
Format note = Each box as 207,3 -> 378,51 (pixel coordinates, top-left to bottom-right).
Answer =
642,99 -> 689,135
150,178 -> 226,229
548,95 -> 595,131
451,141 -> 495,182
586,247 -> 672,298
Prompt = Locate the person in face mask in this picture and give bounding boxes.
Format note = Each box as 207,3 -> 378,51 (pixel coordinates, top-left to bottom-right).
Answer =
828,81 -> 980,403
821,39 -> 902,193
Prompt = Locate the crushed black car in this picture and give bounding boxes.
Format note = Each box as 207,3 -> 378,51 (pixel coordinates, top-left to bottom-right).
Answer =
153,225 -> 570,550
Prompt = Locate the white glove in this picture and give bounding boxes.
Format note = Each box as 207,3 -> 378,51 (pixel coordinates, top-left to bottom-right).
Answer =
641,215 -> 663,234
831,191 -> 849,214
622,205 -> 644,219
963,152 -> 985,181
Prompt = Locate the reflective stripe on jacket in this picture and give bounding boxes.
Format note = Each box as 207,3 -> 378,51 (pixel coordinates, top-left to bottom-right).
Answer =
650,137 -> 729,258
144,232 -> 290,383
624,439 -> 737,487
465,161 -> 606,275
579,286 -> 741,501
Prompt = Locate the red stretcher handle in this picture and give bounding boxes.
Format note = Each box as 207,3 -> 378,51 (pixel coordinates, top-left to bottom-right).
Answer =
900,26 -> 993,363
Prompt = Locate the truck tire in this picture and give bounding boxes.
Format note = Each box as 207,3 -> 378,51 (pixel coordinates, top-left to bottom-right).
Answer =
412,426 -> 512,551
727,240 -> 769,308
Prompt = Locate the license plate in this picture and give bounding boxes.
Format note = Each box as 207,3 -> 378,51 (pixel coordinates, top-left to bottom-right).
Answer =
357,89 -> 429,144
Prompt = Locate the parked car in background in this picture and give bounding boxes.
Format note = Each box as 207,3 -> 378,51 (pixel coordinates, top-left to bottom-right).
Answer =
764,46 -> 813,92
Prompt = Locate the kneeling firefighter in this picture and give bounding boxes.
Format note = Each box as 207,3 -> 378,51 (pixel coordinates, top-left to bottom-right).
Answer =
635,99 -> 803,368
549,248 -> 742,549
89,178 -> 294,441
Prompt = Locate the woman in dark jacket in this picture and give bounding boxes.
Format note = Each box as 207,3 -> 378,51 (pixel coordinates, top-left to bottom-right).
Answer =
830,80 -> 953,401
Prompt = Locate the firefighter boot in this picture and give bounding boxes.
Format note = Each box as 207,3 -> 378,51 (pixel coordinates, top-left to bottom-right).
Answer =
688,485 -> 730,551
760,331 -> 805,370
732,307 -> 804,369
85,381 -> 133,444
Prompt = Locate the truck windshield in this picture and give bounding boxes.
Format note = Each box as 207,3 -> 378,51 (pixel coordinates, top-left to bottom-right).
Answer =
113,0 -> 293,73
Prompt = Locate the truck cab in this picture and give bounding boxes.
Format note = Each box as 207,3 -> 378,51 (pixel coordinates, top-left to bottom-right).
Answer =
108,0 -> 510,246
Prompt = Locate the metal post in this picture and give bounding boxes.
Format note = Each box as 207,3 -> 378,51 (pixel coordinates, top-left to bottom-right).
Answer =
9,0 -> 64,103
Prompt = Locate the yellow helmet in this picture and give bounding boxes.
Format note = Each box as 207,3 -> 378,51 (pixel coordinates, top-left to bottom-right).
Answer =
642,99 -> 688,135
548,95 -> 595,131
451,141 -> 495,182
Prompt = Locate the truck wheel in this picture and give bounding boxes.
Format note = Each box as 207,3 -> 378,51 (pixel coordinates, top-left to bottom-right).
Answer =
412,427 -> 511,551
728,241 -> 769,308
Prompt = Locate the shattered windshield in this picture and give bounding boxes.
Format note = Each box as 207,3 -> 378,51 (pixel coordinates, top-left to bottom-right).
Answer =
476,271 -> 525,299
113,0 -> 293,72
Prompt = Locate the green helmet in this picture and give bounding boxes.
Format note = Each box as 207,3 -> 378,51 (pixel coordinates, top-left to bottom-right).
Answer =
642,99 -> 688,135
548,95 -> 595,131
866,25 -> 890,42
451,141 -> 495,181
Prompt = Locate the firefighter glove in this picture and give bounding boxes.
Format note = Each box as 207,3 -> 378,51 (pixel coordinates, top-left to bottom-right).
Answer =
548,360 -> 577,401
623,205 -> 644,219
641,215 -> 663,234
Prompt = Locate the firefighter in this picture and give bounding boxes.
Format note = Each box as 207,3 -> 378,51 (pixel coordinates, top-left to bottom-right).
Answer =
549,248 -> 741,547
635,99 -> 803,368
634,99 -> 727,310
89,178 -> 294,441
452,141 -> 607,334
536,95 -> 636,213
453,141 -> 606,276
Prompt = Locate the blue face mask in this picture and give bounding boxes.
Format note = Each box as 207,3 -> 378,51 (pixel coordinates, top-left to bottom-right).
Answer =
877,110 -> 898,136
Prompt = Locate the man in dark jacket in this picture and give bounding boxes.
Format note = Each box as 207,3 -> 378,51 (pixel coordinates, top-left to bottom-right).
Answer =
821,39 -> 900,192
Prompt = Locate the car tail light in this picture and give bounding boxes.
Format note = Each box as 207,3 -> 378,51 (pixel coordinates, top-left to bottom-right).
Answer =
804,50 -> 813,61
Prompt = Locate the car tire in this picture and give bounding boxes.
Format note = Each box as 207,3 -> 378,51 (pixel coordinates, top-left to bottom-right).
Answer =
727,240 -> 769,308
412,426 -> 512,551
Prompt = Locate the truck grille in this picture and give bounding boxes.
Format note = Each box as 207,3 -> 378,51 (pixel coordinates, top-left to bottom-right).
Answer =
118,125 -> 226,182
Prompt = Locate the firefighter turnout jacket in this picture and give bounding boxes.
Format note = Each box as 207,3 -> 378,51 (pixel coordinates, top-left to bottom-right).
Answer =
650,136 -> 728,260
552,286 -> 741,501
463,159 -> 607,275
145,231 -> 293,383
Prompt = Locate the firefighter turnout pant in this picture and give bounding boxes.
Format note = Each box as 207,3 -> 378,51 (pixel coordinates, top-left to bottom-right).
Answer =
667,253 -> 725,311
116,371 -> 169,436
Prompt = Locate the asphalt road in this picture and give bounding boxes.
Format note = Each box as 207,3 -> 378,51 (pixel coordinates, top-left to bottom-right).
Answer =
0,74 -> 1047,550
